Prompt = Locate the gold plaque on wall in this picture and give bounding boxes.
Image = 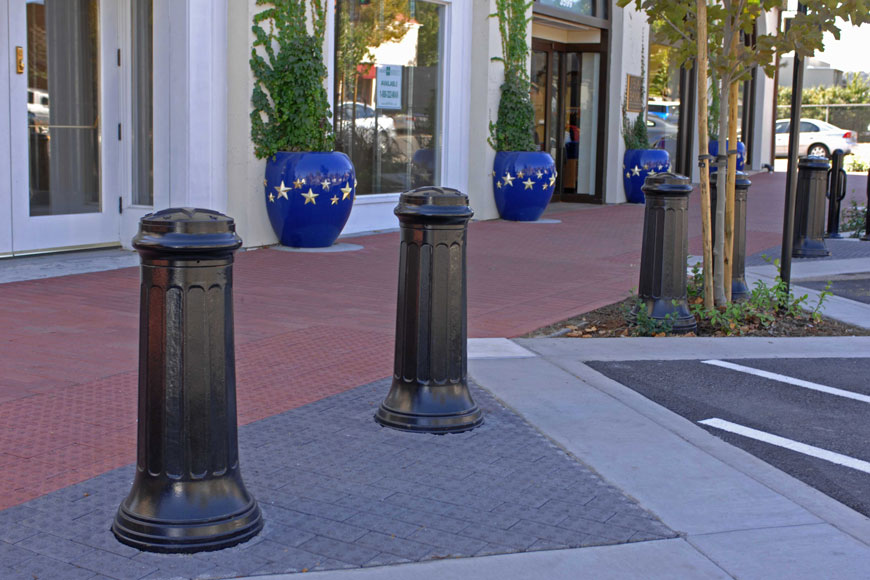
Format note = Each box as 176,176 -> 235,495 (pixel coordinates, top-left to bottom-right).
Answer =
626,74 -> 644,112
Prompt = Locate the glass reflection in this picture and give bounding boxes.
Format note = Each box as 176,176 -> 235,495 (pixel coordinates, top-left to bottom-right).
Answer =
335,0 -> 443,195
27,0 -> 101,216
647,40 -> 680,162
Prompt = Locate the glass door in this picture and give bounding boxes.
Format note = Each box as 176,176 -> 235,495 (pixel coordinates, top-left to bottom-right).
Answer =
561,51 -> 600,200
531,41 -> 602,203
7,0 -> 120,254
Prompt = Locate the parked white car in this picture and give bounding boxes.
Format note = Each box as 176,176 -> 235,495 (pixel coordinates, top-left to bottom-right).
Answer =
336,102 -> 395,134
774,118 -> 857,158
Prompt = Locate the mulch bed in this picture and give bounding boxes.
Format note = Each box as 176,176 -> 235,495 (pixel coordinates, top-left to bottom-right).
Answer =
524,296 -> 870,339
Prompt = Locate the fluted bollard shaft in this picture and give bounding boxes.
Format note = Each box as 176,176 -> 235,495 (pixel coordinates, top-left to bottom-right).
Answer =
113,208 -> 262,553
637,173 -> 696,333
793,156 -> 831,258
375,187 -> 483,433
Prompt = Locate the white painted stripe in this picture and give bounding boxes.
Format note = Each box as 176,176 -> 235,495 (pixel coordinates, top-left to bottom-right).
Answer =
701,359 -> 870,405
700,418 -> 870,475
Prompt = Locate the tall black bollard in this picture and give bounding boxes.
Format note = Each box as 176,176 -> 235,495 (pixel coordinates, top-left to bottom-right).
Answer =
114,208 -> 263,553
825,149 -> 847,238
637,173 -> 696,333
793,156 -> 831,257
862,169 -> 870,242
375,187 -> 483,433
709,172 -> 752,301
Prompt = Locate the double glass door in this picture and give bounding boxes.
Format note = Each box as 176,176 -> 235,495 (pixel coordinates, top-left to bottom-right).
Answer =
2,0 -> 122,255
531,40 -> 603,202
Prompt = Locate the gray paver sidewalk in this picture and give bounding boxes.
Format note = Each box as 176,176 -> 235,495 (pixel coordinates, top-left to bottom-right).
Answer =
0,378 -> 671,580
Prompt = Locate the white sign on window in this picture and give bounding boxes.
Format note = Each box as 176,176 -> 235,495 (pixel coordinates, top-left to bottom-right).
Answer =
376,65 -> 403,110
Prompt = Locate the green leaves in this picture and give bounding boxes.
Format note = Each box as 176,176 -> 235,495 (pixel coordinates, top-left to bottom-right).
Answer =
250,0 -> 335,159
489,0 -> 537,152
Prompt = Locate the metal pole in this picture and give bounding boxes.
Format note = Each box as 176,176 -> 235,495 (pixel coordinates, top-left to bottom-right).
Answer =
826,149 -> 846,238
863,169 -> 870,241
780,2 -> 808,293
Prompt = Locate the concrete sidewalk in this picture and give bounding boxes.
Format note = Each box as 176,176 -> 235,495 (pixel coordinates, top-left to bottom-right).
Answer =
236,336 -> 870,580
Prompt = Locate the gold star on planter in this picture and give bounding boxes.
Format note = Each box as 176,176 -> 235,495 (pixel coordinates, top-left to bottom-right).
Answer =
330,195 -> 339,205
268,192 -> 275,203
631,165 -> 641,177
549,174 -> 557,187
292,177 -> 306,189
648,169 -> 657,176
502,172 -> 515,187
275,181 -> 290,200
321,178 -> 332,191
301,188 -> 318,205
517,171 -> 525,179
497,181 -> 503,188
536,170 -> 543,179
263,179 -> 268,187
523,178 -> 535,190
354,178 -> 359,188
340,183 -> 352,200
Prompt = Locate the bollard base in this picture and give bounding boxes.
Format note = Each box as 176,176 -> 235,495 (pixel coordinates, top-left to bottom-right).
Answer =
113,501 -> 263,554
732,278 -> 751,302
375,403 -> 483,434
792,240 -> 830,258
631,299 -> 697,334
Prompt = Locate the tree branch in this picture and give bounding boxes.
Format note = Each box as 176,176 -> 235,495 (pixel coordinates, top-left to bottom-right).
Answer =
661,13 -> 693,44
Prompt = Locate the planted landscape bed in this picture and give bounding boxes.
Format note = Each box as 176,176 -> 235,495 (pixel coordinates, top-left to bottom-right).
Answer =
526,265 -> 870,339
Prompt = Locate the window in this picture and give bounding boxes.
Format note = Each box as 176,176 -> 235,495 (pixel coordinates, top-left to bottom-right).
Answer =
799,121 -> 819,133
775,121 -> 789,134
131,0 -> 153,206
334,0 -> 444,195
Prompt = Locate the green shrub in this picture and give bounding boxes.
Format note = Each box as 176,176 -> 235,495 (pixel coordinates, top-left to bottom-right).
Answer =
250,0 -> 334,159
488,0 -> 536,152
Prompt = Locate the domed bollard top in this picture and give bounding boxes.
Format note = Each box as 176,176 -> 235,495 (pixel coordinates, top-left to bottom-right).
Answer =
113,208 -> 263,553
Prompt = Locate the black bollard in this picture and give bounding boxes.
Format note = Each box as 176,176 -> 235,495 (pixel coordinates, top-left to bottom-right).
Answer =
375,187 -> 483,434
863,169 -> 870,242
637,173 -> 696,333
709,172 -> 752,301
825,149 -> 847,238
793,156 -> 831,257
113,208 -> 263,553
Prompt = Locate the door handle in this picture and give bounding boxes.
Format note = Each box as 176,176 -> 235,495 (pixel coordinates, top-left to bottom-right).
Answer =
16,46 -> 24,74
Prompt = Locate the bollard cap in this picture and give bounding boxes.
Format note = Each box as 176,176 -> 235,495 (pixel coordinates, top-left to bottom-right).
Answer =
133,207 -> 243,254
395,187 -> 474,223
799,155 -> 831,171
641,172 -> 693,198
735,170 -> 751,190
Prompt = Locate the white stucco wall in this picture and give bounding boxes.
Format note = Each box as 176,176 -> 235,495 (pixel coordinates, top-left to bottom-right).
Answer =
604,3 -> 649,203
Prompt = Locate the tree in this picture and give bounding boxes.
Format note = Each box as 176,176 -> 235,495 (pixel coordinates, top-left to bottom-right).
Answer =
618,0 -> 870,307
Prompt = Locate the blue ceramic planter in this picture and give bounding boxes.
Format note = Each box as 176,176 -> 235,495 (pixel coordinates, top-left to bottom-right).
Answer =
622,149 -> 670,204
492,151 -> 556,221
709,140 -> 746,173
265,151 -> 355,248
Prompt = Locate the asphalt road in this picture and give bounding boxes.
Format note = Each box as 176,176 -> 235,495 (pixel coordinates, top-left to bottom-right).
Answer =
588,357 -> 870,517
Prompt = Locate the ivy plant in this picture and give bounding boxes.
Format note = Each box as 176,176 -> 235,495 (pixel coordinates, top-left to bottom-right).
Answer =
489,0 -> 536,152
621,46 -> 651,150
250,0 -> 334,159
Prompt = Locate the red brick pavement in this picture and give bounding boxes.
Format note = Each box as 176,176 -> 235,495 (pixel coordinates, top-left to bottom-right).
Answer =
0,170 -> 845,509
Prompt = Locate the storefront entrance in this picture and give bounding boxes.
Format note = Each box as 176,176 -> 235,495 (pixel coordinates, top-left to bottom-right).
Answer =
531,38 -> 607,203
0,0 -> 129,256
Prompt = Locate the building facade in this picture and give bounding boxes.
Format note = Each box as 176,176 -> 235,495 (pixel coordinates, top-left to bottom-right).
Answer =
0,0 -> 777,255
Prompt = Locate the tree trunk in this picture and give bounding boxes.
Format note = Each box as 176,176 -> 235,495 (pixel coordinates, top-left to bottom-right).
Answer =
725,79 -> 739,302
697,0 -> 714,311
714,73 -> 729,307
